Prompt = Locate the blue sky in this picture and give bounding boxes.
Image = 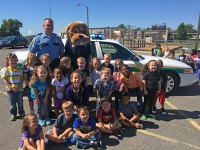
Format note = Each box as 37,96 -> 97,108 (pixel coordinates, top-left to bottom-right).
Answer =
0,0 -> 199,36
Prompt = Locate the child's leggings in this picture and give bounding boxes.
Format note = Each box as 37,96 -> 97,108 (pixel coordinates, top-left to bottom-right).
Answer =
154,89 -> 165,105
142,91 -> 157,114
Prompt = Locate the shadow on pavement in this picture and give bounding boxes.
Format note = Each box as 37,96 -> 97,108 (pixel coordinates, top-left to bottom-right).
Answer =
154,109 -> 200,122
167,84 -> 200,97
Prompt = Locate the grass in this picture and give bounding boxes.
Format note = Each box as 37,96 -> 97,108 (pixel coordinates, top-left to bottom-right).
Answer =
165,41 -> 196,49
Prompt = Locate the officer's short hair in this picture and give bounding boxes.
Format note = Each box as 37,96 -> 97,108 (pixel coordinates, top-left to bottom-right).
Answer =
44,18 -> 54,23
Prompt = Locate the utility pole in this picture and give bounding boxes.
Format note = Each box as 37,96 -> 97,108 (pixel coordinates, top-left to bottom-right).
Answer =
49,0 -> 52,18
195,14 -> 200,49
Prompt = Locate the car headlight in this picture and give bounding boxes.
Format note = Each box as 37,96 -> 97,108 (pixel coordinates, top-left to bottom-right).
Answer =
184,68 -> 193,74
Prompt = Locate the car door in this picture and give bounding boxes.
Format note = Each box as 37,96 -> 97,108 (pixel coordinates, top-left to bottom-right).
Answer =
95,41 -> 143,74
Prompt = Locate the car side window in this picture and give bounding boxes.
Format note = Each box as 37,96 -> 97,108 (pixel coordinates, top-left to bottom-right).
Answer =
90,41 -> 97,57
99,42 -> 135,60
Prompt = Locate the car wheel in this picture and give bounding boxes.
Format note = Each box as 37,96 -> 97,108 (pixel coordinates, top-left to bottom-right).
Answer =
12,43 -> 17,49
165,71 -> 179,94
0,46 -> 2,49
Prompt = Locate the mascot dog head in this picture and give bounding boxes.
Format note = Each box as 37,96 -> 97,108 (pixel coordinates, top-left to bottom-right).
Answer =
66,21 -> 90,46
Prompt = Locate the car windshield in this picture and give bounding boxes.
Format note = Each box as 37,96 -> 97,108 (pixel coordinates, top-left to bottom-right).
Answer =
3,36 -> 16,41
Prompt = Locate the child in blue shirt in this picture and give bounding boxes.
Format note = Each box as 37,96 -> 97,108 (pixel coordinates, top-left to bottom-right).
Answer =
73,106 -> 102,149
45,101 -> 76,144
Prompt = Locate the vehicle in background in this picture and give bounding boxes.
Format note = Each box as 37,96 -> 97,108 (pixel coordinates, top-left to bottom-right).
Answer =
0,34 -> 196,94
0,36 -> 28,49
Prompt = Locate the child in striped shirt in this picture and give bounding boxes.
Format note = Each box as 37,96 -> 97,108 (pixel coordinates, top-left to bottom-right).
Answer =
2,53 -> 25,121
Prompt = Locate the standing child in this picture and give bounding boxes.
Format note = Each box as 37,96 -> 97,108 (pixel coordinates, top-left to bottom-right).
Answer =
142,60 -> 161,120
40,53 -> 53,116
76,57 -> 90,86
176,49 -> 188,63
23,53 -> 37,114
59,56 -> 74,79
40,53 -> 51,73
113,59 -> 123,111
152,60 -> 168,115
91,57 -> 101,86
194,51 -> 200,84
66,71 -> 90,113
45,101 -> 76,144
18,114 -> 45,150
119,92 -> 143,129
2,53 -> 25,121
168,51 -> 175,60
101,53 -> 114,75
120,64 -> 143,113
52,68 -> 69,117
154,44 -> 163,57
93,67 -> 114,115
29,65 -> 51,126
96,99 -> 122,135
73,106 -> 102,149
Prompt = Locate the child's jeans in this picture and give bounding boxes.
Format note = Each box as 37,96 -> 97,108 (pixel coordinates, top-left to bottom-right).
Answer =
195,68 -> 200,82
128,87 -> 143,113
73,132 -> 101,149
34,100 -> 48,119
8,91 -> 25,116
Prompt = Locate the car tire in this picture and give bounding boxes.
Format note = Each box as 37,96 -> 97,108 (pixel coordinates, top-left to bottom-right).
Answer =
0,46 -> 2,49
12,43 -> 17,49
165,71 -> 179,94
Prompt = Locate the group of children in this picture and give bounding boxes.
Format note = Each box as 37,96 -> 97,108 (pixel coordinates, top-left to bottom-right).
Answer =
2,52 -> 168,149
152,43 -> 200,84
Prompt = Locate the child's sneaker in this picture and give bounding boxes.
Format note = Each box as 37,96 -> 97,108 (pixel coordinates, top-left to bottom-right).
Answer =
161,108 -> 167,115
141,114 -> 147,120
20,114 -> 25,119
10,115 -> 16,121
38,119 -> 46,126
76,141 -> 81,149
94,140 -> 102,148
152,107 -> 157,114
45,116 -> 51,125
149,114 -> 157,120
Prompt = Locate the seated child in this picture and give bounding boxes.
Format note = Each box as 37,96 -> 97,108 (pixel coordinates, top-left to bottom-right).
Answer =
45,101 -> 76,144
18,114 -> 45,150
96,99 -> 122,135
119,93 -> 143,129
73,106 -> 102,149
66,71 -> 90,113
52,68 -> 69,117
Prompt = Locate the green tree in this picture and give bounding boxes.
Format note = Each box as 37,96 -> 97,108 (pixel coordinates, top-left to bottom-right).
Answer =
176,22 -> 187,40
0,19 -> 23,36
117,24 -> 125,29
185,24 -> 196,33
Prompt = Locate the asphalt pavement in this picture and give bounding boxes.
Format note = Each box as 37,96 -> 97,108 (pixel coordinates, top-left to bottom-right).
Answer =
0,48 -> 200,150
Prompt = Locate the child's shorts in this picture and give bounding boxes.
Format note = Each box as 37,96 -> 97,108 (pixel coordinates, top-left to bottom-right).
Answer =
54,99 -> 62,109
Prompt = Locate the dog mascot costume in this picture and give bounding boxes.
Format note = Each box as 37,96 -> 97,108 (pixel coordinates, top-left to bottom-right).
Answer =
64,21 -> 92,69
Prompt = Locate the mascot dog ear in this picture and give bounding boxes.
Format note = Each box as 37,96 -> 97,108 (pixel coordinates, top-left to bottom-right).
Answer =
66,21 -> 90,46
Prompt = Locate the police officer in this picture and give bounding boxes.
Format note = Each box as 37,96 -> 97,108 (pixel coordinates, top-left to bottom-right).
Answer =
29,18 -> 64,71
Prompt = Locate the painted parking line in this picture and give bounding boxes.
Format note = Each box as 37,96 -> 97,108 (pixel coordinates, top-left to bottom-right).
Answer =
165,99 -> 200,131
138,129 -> 200,149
